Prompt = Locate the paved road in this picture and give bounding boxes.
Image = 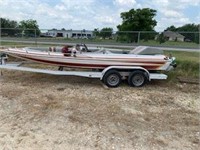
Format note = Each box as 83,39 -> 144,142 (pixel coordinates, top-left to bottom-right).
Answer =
0,38 -> 199,52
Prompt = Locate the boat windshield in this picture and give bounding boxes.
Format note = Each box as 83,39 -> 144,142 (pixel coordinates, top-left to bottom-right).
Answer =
129,46 -> 164,55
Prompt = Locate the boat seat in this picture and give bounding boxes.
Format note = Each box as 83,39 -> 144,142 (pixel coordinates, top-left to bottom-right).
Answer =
95,49 -> 113,54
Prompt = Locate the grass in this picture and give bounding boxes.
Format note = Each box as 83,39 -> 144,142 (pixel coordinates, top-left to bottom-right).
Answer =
0,41 -> 58,48
1,42 -> 36,47
164,51 -> 200,81
1,37 -> 199,48
140,40 -> 199,48
39,38 -> 199,48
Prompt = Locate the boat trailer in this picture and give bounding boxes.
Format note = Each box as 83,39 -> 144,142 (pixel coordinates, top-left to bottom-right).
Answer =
0,56 -> 168,87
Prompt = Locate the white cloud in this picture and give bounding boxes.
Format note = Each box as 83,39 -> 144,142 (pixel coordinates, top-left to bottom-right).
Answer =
161,17 -> 190,25
156,17 -> 190,31
0,0 -> 199,31
61,0 -> 94,6
150,0 -> 200,30
55,4 -> 67,11
161,9 -> 183,18
113,0 -> 142,12
152,0 -> 200,9
178,0 -> 200,6
152,0 -> 169,7
114,0 -> 136,6
95,16 -> 115,24
0,0 -> 9,6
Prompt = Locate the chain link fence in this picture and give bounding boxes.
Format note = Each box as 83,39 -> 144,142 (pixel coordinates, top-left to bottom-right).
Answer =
0,28 -> 199,48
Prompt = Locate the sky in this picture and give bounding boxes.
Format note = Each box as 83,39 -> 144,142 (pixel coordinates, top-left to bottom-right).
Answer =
0,0 -> 199,31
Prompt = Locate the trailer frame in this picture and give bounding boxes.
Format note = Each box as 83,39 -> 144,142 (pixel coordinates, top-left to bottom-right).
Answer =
0,56 -> 167,87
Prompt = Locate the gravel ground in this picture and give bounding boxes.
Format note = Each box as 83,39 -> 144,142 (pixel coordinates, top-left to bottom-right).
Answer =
0,68 -> 199,150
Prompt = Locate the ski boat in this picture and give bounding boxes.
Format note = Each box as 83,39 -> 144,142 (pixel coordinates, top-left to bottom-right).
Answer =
0,45 -> 176,71
0,45 -> 177,87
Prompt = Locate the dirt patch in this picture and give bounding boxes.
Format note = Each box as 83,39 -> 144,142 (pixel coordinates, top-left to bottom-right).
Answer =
0,70 -> 200,149
177,77 -> 199,84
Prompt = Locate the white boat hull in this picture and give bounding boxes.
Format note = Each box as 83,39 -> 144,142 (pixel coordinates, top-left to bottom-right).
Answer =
2,47 -> 175,71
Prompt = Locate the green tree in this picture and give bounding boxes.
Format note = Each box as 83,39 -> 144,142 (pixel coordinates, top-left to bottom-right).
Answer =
117,8 -> 157,43
165,25 -> 177,32
0,18 -> 19,36
177,24 -> 199,44
99,27 -> 113,39
156,32 -> 167,44
164,24 -> 199,43
18,19 -> 40,37
93,28 -> 100,37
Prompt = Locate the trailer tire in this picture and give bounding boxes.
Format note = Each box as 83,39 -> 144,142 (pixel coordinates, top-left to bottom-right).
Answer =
103,70 -> 121,88
128,70 -> 148,87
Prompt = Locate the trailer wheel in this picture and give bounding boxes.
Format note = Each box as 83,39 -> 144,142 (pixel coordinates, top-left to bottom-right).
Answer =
103,70 -> 121,88
128,70 -> 148,87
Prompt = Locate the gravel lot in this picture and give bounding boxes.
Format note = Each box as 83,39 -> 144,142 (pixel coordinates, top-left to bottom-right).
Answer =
0,68 -> 199,150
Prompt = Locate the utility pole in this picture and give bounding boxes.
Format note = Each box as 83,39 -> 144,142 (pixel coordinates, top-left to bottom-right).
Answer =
137,31 -> 140,45
34,29 -> 37,46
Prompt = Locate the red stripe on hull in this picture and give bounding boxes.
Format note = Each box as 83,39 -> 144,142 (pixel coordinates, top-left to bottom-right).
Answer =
14,54 -> 162,70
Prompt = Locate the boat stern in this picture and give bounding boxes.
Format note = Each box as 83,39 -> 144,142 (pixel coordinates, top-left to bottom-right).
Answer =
166,57 -> 177,71
159,56 -> 177,71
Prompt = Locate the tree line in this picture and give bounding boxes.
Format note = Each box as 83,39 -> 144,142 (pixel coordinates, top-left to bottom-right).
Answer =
0,8 -> 199,43
0,18 -> 40,37
94,8 -> 199,44
164,24 -> 199,43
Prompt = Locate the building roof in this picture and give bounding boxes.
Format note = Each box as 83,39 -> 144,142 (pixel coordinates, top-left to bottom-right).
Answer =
48,29 -> 92,33
164,31 -> 185,38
